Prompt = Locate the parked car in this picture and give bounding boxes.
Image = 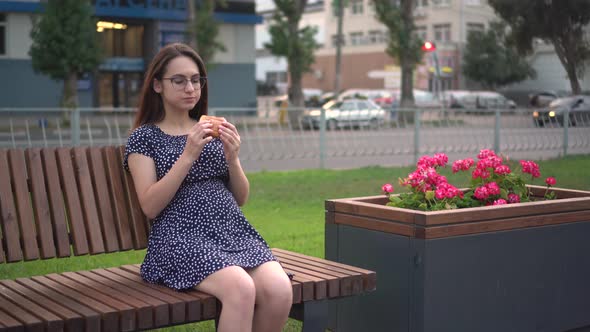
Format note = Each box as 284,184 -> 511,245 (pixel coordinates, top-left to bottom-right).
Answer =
441,90 -> 516,111
441,90 -> 474,108
533,95 -> 590,127
301,99 -> 387,130
337,89 -> 392,102
373,89 -> 442,109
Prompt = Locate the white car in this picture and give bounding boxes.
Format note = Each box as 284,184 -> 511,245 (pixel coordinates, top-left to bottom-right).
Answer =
301,99 -> 387,130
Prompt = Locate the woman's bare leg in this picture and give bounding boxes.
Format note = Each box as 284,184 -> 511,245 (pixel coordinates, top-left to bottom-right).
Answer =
248,261 -> 293,332
195,266 -> 256,332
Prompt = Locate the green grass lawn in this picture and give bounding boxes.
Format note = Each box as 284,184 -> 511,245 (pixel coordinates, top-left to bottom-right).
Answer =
1,154 -> 589,331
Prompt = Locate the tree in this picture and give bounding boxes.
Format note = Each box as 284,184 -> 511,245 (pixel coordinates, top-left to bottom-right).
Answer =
463,21 -> 536,90
332,0 -> 346,96
29,0 -> 102,108
372,0 -> 422,107
488,0 -> 590,94
187,0 -> 227,66
264,0 -> 320,109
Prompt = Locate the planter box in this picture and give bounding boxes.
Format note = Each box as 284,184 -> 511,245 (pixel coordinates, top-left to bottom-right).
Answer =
325,185 -> 590,332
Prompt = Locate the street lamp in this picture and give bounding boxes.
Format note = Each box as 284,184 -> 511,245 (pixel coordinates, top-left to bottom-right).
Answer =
422,41 -> 442,100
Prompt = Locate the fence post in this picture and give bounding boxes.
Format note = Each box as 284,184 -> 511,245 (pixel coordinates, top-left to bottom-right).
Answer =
319,108 -> 326,169
71,107 -> 80,146
494,108 -> 501,154
413,109 -> 421,164
563,108 -> 569,156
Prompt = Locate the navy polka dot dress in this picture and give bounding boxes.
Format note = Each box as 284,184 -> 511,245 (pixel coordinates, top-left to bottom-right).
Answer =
124,123 -> 278,291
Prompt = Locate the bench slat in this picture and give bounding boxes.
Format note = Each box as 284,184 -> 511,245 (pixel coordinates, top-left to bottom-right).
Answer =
0,295 -> 43,332
284,270 -> 315,302
56,148 -> 89,255
61,271 -> 153,331
87,147 -> 120,252
0,150 -> 22,262
274,251 -> 361,297
273,248 -> 377,292
281,261 -> 340,298
73,147 -> 106,254
0,279 -> 84,332
122,264 -> 219,320
0,308 -> 24,332
0,284 -> 64,332
118,146 -> 148,249
77,270 -> 170,328
107,267 -> 202,322
40,148 -> 71,258
45,273 -> 136,332
103,146 -> 134,250
281,266 -> 327,300
25,148 -> 56,259
8,149 -> 39,261
14,277 -> 101,332
30,275 -> 119,332
92,268 -> 186,325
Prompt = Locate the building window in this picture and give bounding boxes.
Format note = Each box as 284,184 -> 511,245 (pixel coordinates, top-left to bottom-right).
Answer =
0,13 -> 6,56
466,22 -> 485,37
266,71 -> 287,85
349,32 -> 364,46
414,26 -> 427,41
415,0 -> 428,8
368,30 -> 384,44
433,24 -> 451,42
351,0 -> 364,14
431,0 -> 450,7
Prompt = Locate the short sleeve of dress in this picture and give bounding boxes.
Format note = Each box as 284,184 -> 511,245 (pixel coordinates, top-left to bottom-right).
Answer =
123,125 -> 154,172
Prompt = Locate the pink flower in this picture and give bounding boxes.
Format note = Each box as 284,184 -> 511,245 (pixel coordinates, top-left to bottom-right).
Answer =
545,177 -> 556,186
486,182 -> 500,196
382,183 -> 394,194
520,160 -> 541,178
433,153 -> 448,167
474,186 -> 489,200
494,165 -> 511,175
493,199 -> 508,205
477,149 -> 496,159
507,193 -> 521,204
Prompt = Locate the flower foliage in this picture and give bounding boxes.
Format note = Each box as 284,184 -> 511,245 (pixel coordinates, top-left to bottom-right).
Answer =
382,150 -> 557,211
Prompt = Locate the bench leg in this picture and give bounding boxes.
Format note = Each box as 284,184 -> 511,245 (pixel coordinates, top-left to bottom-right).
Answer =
290,300 -> 329,332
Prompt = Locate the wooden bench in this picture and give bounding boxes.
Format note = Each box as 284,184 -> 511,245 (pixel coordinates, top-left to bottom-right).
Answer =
0,146 -> 376,332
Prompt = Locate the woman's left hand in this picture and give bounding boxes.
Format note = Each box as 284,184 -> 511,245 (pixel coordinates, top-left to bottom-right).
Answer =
218,121 -> 241,162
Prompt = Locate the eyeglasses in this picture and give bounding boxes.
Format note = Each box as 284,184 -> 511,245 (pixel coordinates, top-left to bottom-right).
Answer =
162,75 -> 207,91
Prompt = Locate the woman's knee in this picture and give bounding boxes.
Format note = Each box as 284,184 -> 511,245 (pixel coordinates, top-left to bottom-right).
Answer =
224,271 -> 256,307
256,270 -> 293,307
199,266 -> 256,307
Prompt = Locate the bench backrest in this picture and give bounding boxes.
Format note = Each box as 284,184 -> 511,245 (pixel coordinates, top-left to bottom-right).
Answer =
0,146 -> 148,263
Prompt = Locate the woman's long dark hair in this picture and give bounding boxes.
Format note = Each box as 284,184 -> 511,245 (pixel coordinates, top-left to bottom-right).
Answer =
133,43 -> 208,129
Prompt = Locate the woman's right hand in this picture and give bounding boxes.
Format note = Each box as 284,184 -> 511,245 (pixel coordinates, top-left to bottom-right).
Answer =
183,121 -> 213,162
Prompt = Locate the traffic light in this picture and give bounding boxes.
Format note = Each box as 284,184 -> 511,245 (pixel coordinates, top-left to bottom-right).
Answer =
421,41 -> 436,52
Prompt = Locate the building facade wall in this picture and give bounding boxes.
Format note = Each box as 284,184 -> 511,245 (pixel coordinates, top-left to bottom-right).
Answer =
0,0 -> 260,109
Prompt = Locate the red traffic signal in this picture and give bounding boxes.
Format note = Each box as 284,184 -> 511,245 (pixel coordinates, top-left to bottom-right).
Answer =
421,41 -> 436,52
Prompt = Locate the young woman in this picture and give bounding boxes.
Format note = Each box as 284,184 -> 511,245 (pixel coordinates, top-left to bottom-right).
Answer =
124,43 -> 292,332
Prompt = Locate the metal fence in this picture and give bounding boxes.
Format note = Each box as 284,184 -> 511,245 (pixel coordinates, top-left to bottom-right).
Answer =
1,106 -> 589,171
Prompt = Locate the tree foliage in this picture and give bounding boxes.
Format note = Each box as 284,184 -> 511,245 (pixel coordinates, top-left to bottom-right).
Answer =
463,21 -> 536,89
264,0 -> 320,108
29,0 -> 102,108
372,0 -> 422,106
488,0 -> 590,94
188,0 -> 227,66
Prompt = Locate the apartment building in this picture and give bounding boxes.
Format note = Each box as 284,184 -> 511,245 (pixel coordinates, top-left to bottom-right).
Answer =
256,0 -> 498,94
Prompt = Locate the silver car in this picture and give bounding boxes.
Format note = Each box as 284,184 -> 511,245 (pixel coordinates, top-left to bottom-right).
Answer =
302,99 -> 387,130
